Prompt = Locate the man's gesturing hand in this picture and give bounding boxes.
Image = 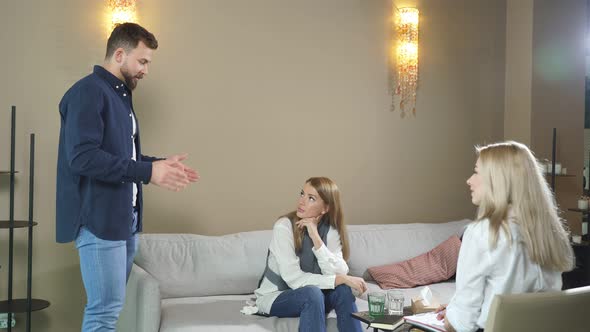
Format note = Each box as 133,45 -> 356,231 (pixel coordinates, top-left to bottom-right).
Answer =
151,159 -> 191,191
166,153 -> 200,183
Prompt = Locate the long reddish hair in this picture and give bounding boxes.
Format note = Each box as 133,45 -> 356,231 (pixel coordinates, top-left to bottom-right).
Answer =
283,177 -> 350,260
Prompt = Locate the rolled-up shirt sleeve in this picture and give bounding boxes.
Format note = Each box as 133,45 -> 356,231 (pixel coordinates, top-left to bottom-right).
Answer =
445,225 -> 491,332
312,227 -> 349,275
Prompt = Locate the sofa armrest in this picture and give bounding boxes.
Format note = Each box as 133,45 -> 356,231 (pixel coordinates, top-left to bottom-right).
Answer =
117,264 -> 161,332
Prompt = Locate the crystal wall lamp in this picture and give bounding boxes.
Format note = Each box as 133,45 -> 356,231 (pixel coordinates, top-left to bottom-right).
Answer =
391,7 -> 419,117
107,0 -> 138,33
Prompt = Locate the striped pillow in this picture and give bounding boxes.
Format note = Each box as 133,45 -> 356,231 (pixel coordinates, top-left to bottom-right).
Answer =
368,235 -> 461,289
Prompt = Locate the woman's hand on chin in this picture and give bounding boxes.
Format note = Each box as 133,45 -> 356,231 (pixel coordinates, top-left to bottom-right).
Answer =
295,216 -> 321,234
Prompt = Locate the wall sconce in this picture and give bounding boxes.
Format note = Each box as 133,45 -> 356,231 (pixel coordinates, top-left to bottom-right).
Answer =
107,0 -> 138,33
391,7 -> 419,117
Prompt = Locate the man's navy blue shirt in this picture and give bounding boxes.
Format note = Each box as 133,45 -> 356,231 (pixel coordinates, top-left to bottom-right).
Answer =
56,65 -> 159,242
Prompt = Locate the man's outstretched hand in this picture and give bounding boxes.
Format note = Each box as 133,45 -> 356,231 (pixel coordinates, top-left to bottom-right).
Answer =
151,153 -> 200,191
166,153 -> 200,183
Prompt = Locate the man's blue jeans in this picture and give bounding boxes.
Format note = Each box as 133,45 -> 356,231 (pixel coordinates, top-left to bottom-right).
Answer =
269,284 -> 362,332
75,210 -> 138,332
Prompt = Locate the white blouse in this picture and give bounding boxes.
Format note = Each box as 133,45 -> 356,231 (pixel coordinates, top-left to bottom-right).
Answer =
254,217 -> 349,314
445,218 -> 562,332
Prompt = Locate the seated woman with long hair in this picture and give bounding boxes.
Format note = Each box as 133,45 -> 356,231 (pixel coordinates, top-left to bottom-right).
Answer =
437,141 -> 574,332
254,177 -> 367,332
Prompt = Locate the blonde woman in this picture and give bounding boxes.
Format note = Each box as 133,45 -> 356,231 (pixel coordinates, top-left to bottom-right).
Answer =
436,141 -> 574,332
254,177 -> 367,332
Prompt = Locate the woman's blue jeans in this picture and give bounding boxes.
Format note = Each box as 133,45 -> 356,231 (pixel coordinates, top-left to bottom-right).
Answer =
269,284 -> 362,332
75,211 -> 138,332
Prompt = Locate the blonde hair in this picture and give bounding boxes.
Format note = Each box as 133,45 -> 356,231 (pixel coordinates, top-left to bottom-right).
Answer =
475,141 -> 573,272
283,177 -> 350,260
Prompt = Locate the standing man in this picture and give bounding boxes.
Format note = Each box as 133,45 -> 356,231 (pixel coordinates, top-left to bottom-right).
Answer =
56,23 -> 199,331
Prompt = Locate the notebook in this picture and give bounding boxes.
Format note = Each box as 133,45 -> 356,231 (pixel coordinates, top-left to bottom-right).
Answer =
404,312 -> 447,332
352,311 -> 406,330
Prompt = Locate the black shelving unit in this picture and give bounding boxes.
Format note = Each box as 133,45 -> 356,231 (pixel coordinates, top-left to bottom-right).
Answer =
547,128 -> 577,191
0,106 -> 50,332
567,208 -> 589,243
550,127 -> 557,191
553,127 -> 589,243
568,208 -> 589,214
551,127 -> 590,289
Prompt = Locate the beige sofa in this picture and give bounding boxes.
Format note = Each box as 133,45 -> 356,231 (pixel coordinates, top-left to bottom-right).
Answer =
117,219 -> 470,332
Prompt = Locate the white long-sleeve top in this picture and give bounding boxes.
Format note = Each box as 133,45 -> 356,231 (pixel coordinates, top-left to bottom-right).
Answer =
254,217 -> 349,314
445,217 -> 562,332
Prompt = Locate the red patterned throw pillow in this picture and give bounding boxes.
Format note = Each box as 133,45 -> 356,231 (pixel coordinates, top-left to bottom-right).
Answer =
368,235 -> 462,289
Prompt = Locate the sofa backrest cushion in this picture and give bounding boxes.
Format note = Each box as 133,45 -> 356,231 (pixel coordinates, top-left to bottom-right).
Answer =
347,219 -> 470,279
135,231 -> 271,299
135,219 -> 471,298
368,234 -> 462,288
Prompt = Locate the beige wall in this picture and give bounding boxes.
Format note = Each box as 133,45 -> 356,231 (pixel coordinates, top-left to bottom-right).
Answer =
0,0 -> 507,331
504,0 -> 533,145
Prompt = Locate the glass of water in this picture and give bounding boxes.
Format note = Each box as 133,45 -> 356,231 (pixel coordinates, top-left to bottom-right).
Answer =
387,289 -> 404,315
368,292 -> 386,317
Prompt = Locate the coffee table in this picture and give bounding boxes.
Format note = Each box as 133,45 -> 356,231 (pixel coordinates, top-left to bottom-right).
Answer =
351,307 -> 424,332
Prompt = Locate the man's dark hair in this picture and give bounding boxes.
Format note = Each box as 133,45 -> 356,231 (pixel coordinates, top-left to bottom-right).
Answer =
105,22 -> 158,59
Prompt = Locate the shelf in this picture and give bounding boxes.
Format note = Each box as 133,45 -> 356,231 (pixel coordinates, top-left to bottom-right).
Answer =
568,208 -> 589,213
0,299 -> 50,313
0,221 -> 38,229
3,107 -> 49,329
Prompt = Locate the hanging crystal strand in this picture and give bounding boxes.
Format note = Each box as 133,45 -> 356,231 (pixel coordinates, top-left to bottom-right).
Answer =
392,8 -> 418,117
389,7 -> 398,112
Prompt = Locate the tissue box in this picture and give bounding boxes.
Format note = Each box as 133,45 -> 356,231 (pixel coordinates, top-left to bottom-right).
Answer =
411,298 -> 438,314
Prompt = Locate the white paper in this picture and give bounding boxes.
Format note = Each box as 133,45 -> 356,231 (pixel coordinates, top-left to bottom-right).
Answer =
405,311 -> 447,331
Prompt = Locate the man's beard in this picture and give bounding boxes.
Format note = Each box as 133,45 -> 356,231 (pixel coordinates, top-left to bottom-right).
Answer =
121,64 -> 139,90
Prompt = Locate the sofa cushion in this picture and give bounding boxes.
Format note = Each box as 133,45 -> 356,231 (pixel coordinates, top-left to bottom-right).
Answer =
159,295 -> 341,332
367,235 -> 461,288
347,219 -> 469,279
135,231 -> 272,298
